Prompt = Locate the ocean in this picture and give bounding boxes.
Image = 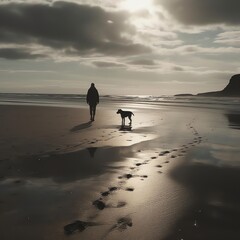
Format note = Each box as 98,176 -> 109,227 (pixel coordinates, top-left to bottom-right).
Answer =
0,92 -> 240,112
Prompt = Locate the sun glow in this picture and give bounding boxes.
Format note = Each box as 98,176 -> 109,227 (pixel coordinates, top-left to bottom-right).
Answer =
120,0 -> 153,12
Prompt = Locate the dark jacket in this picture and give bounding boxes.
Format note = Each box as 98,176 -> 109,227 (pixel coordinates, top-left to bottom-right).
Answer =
86,86 -> 99,105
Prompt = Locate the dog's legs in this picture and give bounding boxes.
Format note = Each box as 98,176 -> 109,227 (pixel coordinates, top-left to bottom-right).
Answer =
128,116 -> 132,125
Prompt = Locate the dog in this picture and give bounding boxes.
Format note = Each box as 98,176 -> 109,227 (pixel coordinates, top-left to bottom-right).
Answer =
116,109 -> 134,125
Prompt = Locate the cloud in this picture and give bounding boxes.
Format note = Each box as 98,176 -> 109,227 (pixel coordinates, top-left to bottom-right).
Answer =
0,69 -> 55,73
160,45 -> 240,55
136,29 -> 184,47
0,48 -> 46,59
172,66 -> 184,71
215,31 -> 240,47
92,61 -> 126,68
128,59 -> 156,66
125,59 -> 205,74
0,0 -> 116,10
158,0 -> 240,26
0,1 -> 151,59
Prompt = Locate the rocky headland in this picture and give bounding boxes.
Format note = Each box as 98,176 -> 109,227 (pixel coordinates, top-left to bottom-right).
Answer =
197,74 -> 240,97
175,74 -> 240,97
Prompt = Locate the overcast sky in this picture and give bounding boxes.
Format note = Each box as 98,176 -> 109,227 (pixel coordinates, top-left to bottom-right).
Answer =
0,0 -> 239,95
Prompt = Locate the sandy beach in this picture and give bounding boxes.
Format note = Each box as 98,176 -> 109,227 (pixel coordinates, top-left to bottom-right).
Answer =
0,0 -> 240,239
0,99 -> 240,240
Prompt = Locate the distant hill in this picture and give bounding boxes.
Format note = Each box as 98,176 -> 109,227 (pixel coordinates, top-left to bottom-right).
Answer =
197,74 -> 240,97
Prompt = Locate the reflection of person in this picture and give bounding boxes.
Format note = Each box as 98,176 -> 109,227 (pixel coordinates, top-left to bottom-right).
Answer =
86,83 -> 99,121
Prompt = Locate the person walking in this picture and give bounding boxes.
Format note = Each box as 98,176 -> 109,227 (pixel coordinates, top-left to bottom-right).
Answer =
86,83 -> 99,121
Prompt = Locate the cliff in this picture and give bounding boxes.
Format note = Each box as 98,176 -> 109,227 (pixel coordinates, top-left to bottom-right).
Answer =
197,74 -> 240,97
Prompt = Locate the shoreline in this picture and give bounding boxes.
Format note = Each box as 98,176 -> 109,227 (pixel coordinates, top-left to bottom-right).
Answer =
0,102 -> 240,239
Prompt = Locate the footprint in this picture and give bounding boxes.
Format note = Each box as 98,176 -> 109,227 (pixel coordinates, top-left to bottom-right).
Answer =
110,217 -> 133,232
64,220 -> 99,234
109,187 -> 118,192
101,191 -> 110,197
115,201 -> 127,208
125,187 -> 134,192
122,174 -> 133,179
159,151 -> 170,156
92,200 -> 106,210
107,201 -> 127,208
14,180 -> 22,184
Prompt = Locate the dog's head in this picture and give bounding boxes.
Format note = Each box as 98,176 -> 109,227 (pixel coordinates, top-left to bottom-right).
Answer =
116,109 -> 122,114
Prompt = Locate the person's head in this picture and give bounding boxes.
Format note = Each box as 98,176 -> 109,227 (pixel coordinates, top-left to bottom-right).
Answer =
91,83 -> 95,87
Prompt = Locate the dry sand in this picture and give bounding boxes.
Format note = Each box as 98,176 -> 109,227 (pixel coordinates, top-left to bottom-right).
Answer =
0,102 -> 240,240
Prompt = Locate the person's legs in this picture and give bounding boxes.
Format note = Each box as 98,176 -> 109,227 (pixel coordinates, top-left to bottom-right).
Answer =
89,104 -> 97,121
92,104 -> 96,120
89,105 -> 93,121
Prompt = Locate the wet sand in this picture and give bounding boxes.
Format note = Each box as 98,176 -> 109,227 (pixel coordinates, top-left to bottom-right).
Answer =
0,102 -> 240,240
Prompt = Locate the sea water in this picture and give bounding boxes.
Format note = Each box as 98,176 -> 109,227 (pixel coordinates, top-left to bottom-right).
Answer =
0,93 -> 240,112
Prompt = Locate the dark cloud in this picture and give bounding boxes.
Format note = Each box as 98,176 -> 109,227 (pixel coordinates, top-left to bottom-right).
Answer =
0,1 -> 150,59
0,48 -> 45,60
159,0 -> 240,25
128,59 -> 156,65
172,66 -> 184,71
92,61 -> 125,68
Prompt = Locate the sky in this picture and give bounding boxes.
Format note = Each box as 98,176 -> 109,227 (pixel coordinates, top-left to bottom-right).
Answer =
0,0 -> 239,95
